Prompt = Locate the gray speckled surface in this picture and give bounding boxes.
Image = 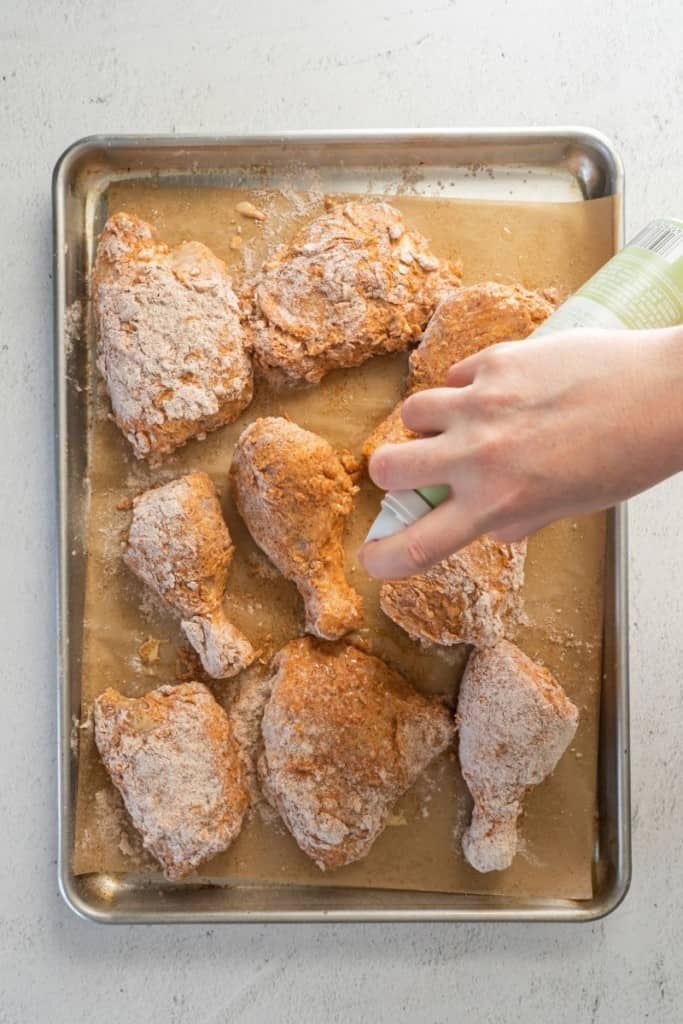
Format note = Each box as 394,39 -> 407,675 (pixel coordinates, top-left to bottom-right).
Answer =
1,1 -> 682,1021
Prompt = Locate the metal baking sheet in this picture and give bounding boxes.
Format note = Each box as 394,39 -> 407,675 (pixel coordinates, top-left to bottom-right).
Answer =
54,129 -> 630,922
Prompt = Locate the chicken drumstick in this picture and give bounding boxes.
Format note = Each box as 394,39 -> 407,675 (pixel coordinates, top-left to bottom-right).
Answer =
457,640 -> 579,873
124,471 -> 254,678
231,417 -> 363,639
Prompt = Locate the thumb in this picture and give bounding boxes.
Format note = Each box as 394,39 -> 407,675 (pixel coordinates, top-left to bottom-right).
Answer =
359,498 -> 486,580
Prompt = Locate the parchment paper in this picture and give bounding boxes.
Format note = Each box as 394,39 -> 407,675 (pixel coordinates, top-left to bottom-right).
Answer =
72,184 -> 618,899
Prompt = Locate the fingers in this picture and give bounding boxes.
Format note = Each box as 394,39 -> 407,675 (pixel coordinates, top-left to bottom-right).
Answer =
359,498 -> 485,579
445,351 -> 484,388
368,436 -> 449,492
400,388 -> 462,435
445,341 -> 514,388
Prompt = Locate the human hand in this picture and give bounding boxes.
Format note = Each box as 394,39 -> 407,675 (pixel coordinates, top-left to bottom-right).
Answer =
360,326 -> 683,579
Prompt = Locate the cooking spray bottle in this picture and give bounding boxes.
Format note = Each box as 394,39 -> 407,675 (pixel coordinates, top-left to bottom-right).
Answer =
366,218 -> 683,543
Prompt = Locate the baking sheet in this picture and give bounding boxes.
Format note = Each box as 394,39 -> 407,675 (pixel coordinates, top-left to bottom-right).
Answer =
72,185 -> 616,899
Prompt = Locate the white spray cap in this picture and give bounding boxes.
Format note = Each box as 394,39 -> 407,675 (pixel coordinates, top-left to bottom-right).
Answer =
365,489 -> 433,543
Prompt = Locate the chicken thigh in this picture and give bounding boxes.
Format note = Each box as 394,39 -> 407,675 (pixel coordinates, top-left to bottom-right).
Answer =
124,471 -> 254,678
457,641 -> 579,873
230,417 -> 363,639
249,200 -> 462,388
93,682 -> 249,880
258,637 -> 454,870
94,212 -> 252,461
380,535 -> 527,648
364,282 -> 554,458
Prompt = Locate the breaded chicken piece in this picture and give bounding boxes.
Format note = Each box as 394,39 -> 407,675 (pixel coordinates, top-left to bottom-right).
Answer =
249,201 -> 462,388
408,281 -> 553,389
94,212 -> 253,461
380,535 -> 527,649
93,682 -> 249,880
258,638 -> 454,870
124,471 -> 254,678
457,641 -> 579,872
364,282 -> 553,458
362,402 -> 419,459
230,417 -> 363,639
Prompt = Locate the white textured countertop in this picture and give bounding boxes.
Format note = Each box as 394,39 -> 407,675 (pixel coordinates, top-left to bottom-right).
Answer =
2,1 -> 682,1021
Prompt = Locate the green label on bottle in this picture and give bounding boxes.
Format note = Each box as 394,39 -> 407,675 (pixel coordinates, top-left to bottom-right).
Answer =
535,218 -> 683,335
416,484 -> 451,508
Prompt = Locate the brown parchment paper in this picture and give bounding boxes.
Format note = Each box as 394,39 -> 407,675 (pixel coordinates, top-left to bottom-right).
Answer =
72,184 -> 618,900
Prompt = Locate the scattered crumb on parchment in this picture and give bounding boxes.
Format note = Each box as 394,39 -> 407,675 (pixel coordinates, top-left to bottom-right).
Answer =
516,832 -> 545,870
543,628 -> 598,654
235,200 -> 267,222
425,642 -> 468,666
387,812 -> 408,827
278,178 -> 324,216
79,786 -> 150,868
138,586 -> 171,625
92,510 -> 129,578
64,299 -> 83,357
124,458 -> 183,494
69,715 -> 81,756
94,379 -> 111,422
138,635 -> 162,665
412,751 -> 455,823
239,184 -> 323,279
245,549 -> 280,582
